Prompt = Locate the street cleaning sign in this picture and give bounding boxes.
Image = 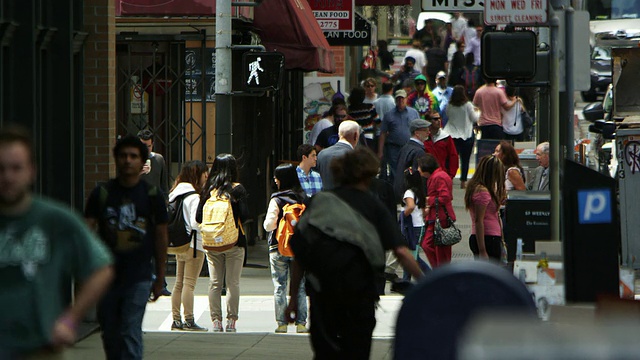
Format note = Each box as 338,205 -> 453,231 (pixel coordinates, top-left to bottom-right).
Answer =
310,0 -> 355,31
484,0 -> 548,26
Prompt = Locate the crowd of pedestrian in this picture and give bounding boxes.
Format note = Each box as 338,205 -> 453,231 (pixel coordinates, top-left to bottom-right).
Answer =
1,11 -> 557,360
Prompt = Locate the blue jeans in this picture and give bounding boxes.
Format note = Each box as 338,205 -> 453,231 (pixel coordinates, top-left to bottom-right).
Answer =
98,280 -> 152,360
453,137 -> 475,181
384,143 -> 403,185
269,251 -> 308,325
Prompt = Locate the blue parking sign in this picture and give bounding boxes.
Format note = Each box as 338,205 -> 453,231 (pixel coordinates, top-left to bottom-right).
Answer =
578,189 -> 612,224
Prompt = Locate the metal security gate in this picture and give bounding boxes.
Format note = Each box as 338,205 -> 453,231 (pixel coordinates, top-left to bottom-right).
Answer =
116,35 -> 209,182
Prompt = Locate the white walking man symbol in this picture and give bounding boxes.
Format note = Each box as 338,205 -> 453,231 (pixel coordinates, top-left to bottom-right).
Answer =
247,57 -> 264,85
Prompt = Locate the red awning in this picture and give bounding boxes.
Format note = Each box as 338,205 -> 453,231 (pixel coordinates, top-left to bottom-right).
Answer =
116,0 -> 253,18
254,0 -> 335,73
117,0 -> 214,16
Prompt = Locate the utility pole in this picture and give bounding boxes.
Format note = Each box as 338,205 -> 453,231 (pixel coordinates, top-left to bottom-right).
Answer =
549,5 -> 561,243
215,0 -> 233,155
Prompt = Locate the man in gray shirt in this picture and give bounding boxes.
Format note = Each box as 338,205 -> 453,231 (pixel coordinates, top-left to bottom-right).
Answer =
137,129 -> 168,199
377,90 -> 420,184
316,120 -> 360,191
527,142 -> 550,191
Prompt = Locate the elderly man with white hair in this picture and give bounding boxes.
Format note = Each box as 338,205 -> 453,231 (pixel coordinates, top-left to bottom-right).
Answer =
527,141 -> 550,191
316,120 -> 360,191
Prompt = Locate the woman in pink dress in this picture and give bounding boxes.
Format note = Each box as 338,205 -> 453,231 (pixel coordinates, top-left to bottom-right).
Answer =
464,155 -> 506,260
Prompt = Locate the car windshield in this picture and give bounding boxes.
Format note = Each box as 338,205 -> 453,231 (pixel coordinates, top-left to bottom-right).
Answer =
588,0 -> 640,20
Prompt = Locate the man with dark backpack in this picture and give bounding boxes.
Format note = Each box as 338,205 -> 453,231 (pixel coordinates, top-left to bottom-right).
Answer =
285,147 -> 423,359
85,135 -> 169,359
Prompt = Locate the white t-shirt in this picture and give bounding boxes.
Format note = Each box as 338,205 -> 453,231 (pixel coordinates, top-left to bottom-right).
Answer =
402,189 -> 425,227
502,101 -> 523,135
308,118 -> 332,146
403,48 -> 427,71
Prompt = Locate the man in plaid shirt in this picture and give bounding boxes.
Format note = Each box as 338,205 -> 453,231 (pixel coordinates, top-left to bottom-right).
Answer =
296,144 -> 323,197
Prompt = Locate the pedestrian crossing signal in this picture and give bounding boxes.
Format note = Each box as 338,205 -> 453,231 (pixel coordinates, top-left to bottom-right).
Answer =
243,52 -> 284,91
482,31 -> 537,80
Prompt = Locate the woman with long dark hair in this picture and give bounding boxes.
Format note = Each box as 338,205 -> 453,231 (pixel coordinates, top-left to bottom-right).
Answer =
444,85 -> 478,188
169,160 -> 209,331
400,167 -> 430,278
263,163 -> 308,333
494,140 -> 526,191
464,155 -> 506,261
196,154 -> 249,332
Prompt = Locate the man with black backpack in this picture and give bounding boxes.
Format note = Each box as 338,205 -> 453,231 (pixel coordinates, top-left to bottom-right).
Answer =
85,135 -> 169,360
286,147 -> 423,359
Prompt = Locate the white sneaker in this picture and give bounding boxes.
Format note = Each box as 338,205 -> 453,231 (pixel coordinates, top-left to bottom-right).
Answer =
212,319 -> 223,332
225,319 -> 237,333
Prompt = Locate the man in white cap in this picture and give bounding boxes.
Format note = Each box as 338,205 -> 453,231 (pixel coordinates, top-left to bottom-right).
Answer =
378,90 -> 420,184
432,71 -> 454,126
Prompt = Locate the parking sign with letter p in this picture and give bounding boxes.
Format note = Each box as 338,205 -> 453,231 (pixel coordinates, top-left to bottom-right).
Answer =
578,189 -> 612,224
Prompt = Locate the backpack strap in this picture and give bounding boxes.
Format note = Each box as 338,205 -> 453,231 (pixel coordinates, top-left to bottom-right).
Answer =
146,183 -> 160,226
175,190 -> 198,202
98,184 -> 109,215
97,180 -> 117,222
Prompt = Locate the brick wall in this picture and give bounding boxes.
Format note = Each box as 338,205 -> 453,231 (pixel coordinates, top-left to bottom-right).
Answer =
319,46 -> 345,77
84,0 -> 116,198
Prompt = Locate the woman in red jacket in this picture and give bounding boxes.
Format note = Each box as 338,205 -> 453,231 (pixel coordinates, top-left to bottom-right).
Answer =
417,154 -> 456,267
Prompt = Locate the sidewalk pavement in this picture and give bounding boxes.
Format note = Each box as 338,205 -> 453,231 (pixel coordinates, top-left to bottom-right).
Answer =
66,177 -> 475,359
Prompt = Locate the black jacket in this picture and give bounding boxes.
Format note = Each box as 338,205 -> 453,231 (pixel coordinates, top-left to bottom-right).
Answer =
393,139 -> 426,203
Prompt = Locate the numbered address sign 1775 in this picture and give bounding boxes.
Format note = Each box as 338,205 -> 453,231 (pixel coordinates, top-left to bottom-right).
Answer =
243,52 -> 285,91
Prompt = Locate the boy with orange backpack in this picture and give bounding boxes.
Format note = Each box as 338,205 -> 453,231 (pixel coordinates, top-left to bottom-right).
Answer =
263,163 -> 308,334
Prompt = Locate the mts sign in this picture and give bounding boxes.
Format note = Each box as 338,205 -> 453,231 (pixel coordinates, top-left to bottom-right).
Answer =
422,0 -> 485,12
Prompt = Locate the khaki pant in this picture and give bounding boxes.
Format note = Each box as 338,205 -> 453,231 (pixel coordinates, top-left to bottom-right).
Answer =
206,246 -> 245,321
171,250 -> 206,321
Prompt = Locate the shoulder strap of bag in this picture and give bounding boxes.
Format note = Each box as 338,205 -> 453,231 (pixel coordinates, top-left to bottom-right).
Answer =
435,197 -> 454,225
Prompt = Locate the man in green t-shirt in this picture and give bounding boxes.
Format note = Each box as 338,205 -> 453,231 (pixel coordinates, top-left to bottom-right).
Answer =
0,126 -> 114,358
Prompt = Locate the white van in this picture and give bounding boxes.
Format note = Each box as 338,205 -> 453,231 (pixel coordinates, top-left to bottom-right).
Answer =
583,0 -> 640,45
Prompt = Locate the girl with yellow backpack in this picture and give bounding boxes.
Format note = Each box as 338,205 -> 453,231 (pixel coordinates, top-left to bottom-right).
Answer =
196,154 -> 248,333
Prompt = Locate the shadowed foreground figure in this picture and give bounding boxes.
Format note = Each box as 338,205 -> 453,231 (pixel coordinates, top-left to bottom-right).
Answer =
286,147 -> 423,359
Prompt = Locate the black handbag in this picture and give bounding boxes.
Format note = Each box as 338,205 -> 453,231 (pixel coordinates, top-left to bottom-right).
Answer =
433,198 -> 462,247
519,103 -> 534,128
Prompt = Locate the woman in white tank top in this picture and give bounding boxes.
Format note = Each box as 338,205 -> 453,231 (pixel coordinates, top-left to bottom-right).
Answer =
494,141 -> 526,191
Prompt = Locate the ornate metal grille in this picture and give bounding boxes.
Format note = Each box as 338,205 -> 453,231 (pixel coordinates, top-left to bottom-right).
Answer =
116,38 -> 208,182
